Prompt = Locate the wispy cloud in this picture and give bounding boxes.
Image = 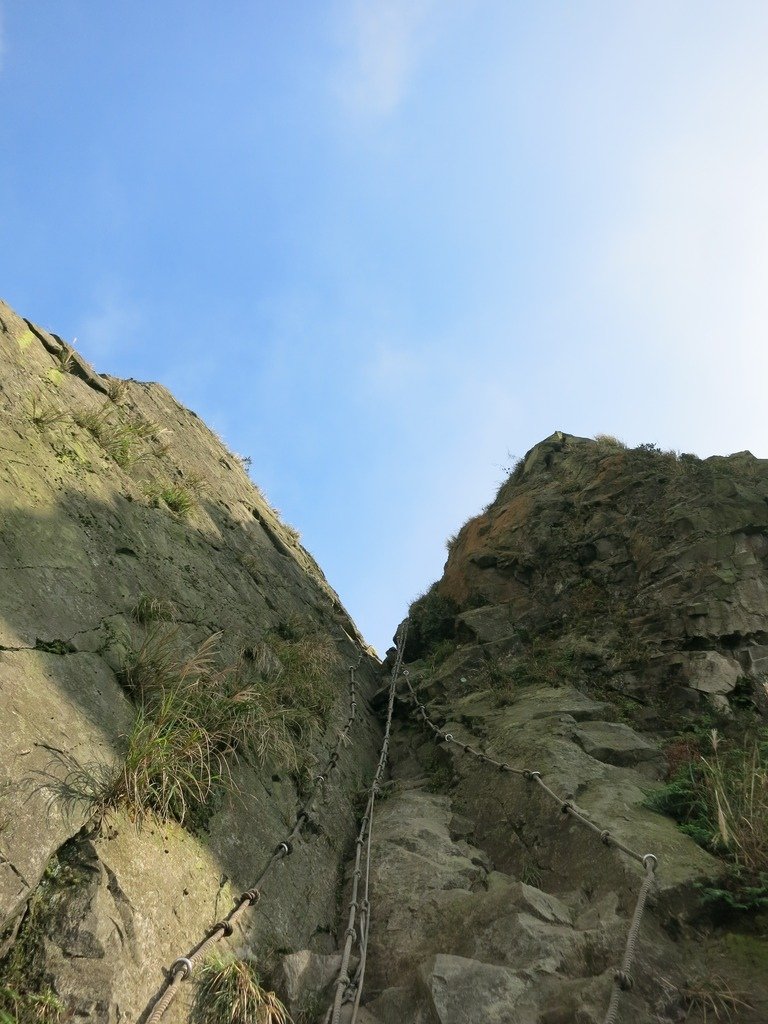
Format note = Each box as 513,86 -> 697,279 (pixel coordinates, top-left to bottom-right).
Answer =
333,0 -> 436,117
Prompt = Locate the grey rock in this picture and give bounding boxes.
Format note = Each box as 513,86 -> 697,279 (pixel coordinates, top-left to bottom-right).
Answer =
678,651 -> 742,694
455,605 -> 517,645
277,950 -> 345,1014
573,721 -> 661,767
417,954 -> 534,1024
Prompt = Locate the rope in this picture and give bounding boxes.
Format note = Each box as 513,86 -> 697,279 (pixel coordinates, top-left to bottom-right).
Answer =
327,624 -> 408,1024
142,649 -> 364,1024
602,855 -> 657,1024
399,650 -> 658,1023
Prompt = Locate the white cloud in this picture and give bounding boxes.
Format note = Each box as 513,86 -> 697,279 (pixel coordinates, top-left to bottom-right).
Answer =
334,0 -> 436,117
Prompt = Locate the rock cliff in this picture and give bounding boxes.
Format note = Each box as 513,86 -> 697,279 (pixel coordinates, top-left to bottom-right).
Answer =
1,300 -> 767,1024
364,431 -> 768,1023
0,300 -> 382,1023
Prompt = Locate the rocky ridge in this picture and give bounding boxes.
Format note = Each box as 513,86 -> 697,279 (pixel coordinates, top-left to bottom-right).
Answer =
1,298 -> 767,1024
0,300 -> 381,1022
357,432 -> 768,1023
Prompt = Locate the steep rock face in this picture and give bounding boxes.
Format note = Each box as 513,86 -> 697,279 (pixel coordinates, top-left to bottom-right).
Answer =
438,431 -> 768,718
0,301 -> 381,1022
358,433 -> 768,1023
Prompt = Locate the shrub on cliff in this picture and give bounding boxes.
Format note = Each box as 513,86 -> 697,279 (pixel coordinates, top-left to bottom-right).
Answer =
81,625 -> 337,826
406,585 -> 459,660
647,728 -> 768,910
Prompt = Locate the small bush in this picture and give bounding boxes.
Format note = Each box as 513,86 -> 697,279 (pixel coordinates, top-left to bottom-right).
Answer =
593,433 -> 627,453
646,728 -> 768,910
407,586 -> 459,659
194,953 -> 290,1024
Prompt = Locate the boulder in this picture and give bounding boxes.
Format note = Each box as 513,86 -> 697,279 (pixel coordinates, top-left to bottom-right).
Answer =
417,954 -> 534,1024
573,721 -> 661,768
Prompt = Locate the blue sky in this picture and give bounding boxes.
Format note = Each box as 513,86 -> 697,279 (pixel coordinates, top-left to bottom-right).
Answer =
2,2 -> 768,652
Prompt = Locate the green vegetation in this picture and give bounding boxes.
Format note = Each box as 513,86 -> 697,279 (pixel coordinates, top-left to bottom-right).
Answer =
74,403 -> 159,469
193,953 -> 290,1024
646,728 -> 768,911
27,394 -> 68,432
70,624 -> 339,826
0,850 -> 80,1024
0,985 -> 64,1024
54,346 -> 74,373
144,474 -> 204,518
407,585 -> 459,659
419,745 -> 454,793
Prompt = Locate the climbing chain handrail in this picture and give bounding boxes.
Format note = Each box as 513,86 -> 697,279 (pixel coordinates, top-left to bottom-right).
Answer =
141,649 -> 364,1024
399,665 -> 659,1024
326,624 -> 409,1024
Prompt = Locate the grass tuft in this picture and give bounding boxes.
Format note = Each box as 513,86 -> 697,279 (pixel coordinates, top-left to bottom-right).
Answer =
677,972 -> 753,1022
194,953 -> 291,1024
79,625 -> 338,824
27,395 -> 68,432
145,474 -> 204,518
0,984 -> 65,1024
104,377 -> 128,404
75,404 -> 160,469
131,593 -> 177,624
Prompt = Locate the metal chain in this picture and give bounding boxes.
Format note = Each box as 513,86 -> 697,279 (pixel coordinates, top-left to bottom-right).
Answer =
399,646 -> 658,1023
327,624 -> 409,1024
142,649 -> 363,1024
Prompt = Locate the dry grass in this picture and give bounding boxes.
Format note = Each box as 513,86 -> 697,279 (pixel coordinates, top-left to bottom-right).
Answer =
194,953 -> 291,1024
75,404 -> 160,469
27,395 -> 68,432
678,973 -> 753,1021
95,625 -> 335,823
131,593 -> 177,624
104,377 -> 128,404
700,729 -> 768,875
593,433 -> 627,451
